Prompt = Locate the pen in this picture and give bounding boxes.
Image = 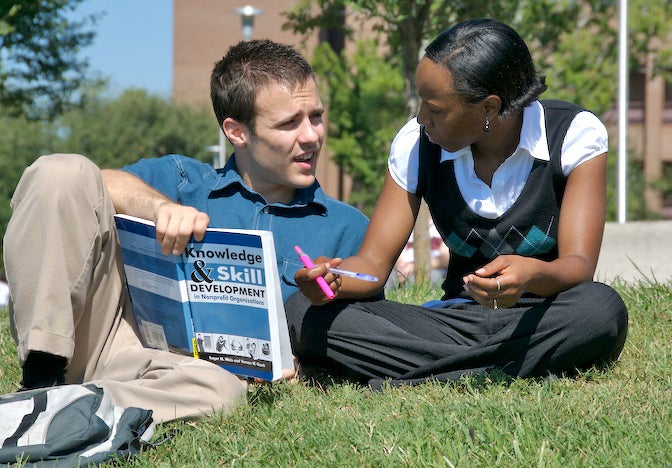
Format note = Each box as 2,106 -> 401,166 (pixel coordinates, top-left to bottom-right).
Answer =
294,245 -> 335,299
327,268 -> 379,282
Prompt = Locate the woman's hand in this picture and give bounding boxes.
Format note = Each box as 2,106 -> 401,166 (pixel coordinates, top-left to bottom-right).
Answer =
463,255 -> 537,309
294,256 -> 343,305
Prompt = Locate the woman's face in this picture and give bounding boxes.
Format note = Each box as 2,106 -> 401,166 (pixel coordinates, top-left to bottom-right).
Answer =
415,57 -> 483,152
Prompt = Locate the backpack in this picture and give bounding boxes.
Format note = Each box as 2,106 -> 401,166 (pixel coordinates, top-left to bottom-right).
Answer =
0,384 -> 154,467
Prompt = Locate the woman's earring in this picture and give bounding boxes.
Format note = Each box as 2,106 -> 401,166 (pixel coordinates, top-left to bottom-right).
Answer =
484,115 -> 490,133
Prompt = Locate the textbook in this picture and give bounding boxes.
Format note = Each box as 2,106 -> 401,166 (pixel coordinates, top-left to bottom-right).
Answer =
114,214 -> 293,381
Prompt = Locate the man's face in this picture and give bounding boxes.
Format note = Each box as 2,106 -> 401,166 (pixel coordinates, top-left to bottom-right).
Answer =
237,78 -> 325,204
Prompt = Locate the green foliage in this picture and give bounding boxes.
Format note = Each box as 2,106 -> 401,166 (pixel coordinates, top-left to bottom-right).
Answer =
0,115 -> 55,271
652,161 -> 672,204
312,41 -> 405,212
525,1 -> 619,115
284,0 -> 672,218
54,89 -> 218,168
283,0 -> 353,40
606,147 -> 655,221
286,1 -> 628,115
0,90 -> 220,273
629,0 -> 672,78
0,306 -> 21,393
0,0 -> 101,119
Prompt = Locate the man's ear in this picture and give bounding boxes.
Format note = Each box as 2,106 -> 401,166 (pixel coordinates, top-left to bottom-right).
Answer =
223,117 -> 249,147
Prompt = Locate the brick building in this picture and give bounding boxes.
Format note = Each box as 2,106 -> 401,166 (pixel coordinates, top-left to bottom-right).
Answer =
611,68 -> 672,218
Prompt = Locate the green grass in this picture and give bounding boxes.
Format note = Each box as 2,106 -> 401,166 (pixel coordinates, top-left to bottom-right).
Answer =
1,279 -> 670,466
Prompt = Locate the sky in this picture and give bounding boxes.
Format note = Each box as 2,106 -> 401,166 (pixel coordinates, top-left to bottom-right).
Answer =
68,0 -> 174,97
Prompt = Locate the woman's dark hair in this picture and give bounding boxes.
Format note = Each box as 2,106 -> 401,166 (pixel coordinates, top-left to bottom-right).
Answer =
424,19 -> 547,116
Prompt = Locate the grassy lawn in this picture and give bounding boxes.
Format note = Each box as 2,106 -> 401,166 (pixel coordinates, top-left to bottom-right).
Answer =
1,279 -> 670,466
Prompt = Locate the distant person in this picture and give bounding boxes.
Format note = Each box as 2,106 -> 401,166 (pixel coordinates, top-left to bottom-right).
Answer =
289,19 -> 628,388
391,220 -> 450,286
0,273 -> 9,308
3,40 -> 368,422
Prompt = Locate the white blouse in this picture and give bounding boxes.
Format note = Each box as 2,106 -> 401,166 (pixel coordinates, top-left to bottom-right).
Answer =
388,101 -> 608,219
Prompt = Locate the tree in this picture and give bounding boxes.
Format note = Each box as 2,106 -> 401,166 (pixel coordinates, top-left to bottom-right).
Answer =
285,0 -> 669,281
628,0 -> 672,77
54,89 -> 218,168
0,90 -> 220,271
0,115 -> 56,273
0,0 -> 99,119
311,40 -> 405,212
286,0 -> 452,281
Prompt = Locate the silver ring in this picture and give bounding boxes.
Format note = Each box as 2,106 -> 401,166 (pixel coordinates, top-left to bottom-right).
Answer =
496,278 -> 501,291
493,299 -> 498,309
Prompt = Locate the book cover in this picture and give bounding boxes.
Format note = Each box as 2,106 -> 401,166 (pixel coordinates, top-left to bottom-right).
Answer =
114,214 -> 293,381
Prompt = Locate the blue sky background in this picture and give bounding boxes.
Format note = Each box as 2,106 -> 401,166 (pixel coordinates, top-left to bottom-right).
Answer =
69,0 -> 173,97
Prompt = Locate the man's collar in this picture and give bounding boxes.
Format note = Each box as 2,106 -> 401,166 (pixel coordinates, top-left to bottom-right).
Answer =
438,100 -> 550,163
209,154 -> 329,210
210,154 -> 244,191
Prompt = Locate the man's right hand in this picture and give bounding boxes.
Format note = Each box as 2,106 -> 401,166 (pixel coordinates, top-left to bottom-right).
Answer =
102,169 -> 210,256
154,202 -> 210,256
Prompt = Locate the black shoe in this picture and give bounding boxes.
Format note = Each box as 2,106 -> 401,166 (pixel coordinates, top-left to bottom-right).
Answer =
19,351 -> 67,391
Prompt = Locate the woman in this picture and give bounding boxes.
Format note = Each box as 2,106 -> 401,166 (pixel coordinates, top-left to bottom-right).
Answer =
287,19 -> 628,387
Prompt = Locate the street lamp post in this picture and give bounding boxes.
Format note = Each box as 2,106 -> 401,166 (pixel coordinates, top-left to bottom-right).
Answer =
617,0 -> 628,223
234,5 -> 263,42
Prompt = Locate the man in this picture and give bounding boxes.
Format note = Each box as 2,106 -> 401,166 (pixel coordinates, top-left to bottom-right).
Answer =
3,39 -> 368,423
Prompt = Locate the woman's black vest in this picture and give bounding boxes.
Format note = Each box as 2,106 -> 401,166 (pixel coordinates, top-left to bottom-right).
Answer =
416,100 -> 586,299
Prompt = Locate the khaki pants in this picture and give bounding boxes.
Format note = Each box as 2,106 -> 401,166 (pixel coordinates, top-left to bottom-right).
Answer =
4,154 -> 246,423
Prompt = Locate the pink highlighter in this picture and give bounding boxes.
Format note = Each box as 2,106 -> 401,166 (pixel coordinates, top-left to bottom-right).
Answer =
294,245 -> 335,299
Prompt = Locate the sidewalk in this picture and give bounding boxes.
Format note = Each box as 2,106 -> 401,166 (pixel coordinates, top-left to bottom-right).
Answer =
595,221 -> 672,283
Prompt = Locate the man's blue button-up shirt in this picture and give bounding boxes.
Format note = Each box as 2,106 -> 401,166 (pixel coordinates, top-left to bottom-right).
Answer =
123,154 -> 369,302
